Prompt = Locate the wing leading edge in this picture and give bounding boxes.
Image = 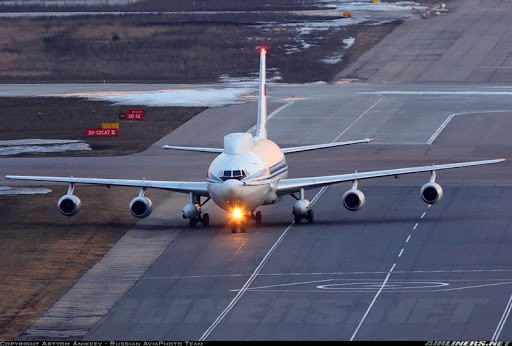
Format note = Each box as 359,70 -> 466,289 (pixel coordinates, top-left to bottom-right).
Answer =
276,159 -> 505,195
281,138 -> 372,154
4,175 -> 210,197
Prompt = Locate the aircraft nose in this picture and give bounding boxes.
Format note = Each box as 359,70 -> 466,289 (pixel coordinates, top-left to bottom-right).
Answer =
222,179 -> 243,198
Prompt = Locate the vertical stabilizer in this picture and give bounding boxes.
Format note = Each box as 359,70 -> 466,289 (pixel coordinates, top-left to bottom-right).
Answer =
256,48 -> 267,139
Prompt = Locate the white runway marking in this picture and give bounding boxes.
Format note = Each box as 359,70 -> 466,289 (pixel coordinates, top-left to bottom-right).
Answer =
247,101 -> 294,134
143,268 -> 512,280
398,248 -> 404,257
492,292 -> 512,341
413,223 -> 418,230
351,263 -> 396,341
405,235 -> 411,243
421,212 -> 426,219
333,96 -> 384,142
360,91 -> 512,96
427,110 -> 512,145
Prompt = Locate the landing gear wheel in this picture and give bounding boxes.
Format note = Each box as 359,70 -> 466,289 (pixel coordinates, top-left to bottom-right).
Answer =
294,215 -> 301,223
255,211 -> 262,225
202,213 -> 210,227
231,223 -> 237,233
307,210 -> 314,223
240,222 -> 246,233
189,218 -> 197,227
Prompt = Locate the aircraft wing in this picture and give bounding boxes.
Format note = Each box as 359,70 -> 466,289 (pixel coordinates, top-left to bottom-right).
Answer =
281,138 -> 372,154
275,159 -> 505,195
4,175 -> 210,197
162,145 -> 223,153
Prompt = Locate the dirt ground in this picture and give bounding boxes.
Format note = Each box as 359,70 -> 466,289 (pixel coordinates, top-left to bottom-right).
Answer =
0,6 -> 405,340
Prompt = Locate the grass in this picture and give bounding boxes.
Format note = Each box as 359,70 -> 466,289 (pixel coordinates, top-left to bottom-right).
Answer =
0,13 -> 400,83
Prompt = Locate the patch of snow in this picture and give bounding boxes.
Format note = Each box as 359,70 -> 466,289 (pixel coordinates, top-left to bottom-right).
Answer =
0,143 -> 91,156
321,55 -> 343,64
343,37 -> 355,49
0,186 -> 52,195
96,88 -> 255,107
0,139 -> 82,146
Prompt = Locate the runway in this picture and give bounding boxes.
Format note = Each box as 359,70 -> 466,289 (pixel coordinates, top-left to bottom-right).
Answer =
3,0 -> 512,341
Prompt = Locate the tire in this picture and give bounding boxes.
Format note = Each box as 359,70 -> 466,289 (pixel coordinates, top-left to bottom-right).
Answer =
240,222 -> 246,233
189,218 -> 197,227
255,211 -> 262,225
307,210 -> 314,223
231,223 -> 237,233
202,213 -> 210,227
294,215 -> 301,223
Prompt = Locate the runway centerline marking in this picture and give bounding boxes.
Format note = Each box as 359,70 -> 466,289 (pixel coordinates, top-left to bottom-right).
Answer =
351,263 -> 396,341
492,291 -> 512,341
421,212 -> 426,219
413,223 -> 418,230
405,235 -> 411,243
398,248 -> 404,257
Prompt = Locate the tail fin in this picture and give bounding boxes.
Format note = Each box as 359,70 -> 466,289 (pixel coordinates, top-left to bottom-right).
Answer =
256,47 -> 267,139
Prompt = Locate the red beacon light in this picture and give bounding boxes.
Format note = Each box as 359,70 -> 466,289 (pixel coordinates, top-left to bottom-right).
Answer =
260,47 -> 267,54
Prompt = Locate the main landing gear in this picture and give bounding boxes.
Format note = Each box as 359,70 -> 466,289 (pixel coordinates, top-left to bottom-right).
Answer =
293,209 -> 314,224
189,213 -> 210,227
184,194 -> 210,227
229,210 -> 263,233
291,188 -> 315,224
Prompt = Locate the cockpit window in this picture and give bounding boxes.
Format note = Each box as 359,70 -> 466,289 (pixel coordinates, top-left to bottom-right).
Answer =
220,170 -> 248,181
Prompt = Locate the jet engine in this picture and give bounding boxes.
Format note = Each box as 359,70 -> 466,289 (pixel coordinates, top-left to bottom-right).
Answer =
342,189 -> 365,211
58,194 -> 81,216
182,203 -> 200,219
293,199 -> 310,215
130,196 -> 153,219
420,182 -> 443,204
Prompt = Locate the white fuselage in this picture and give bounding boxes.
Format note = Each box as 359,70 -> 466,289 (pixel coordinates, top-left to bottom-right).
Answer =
207,133 -> 287,212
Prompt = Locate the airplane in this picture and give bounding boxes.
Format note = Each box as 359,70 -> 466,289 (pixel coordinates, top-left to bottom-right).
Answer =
5,48 -> 505,233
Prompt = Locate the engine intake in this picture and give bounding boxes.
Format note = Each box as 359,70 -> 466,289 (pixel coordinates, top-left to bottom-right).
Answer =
343,189 -> 365,211
130,196 -> 153,219
58,194 -> 81,216
420,182 -> 443,204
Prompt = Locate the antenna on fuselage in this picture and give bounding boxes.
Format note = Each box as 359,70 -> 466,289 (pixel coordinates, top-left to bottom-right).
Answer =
256,47 -> 267,140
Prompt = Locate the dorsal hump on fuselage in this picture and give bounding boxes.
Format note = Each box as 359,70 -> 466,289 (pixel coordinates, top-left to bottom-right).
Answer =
224,133 -> 254,155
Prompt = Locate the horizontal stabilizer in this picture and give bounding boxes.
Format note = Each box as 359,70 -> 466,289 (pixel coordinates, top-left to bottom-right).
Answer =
281,138 -> 372,154
162,145 -> 223,153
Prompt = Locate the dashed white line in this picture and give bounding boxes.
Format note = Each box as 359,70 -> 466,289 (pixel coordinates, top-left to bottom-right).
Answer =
421,212 -> 426,219
405,235 -> 411,243
428,204 -> 431,208
350,262 -> 396,341
398,249 -> 404,257
492,292 -> 512,341
413,223 -> 418,230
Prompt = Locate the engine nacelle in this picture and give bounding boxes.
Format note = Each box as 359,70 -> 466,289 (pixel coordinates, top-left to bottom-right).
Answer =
293,199 -> 311,215
130,196 -> 153,219
182,203 -> 200,219
420,182 -> 443,204
58,194 -> 81,217
343,189 -> 365,211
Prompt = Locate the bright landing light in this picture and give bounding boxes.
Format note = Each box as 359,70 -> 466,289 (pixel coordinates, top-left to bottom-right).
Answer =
232,207 -> 244,220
